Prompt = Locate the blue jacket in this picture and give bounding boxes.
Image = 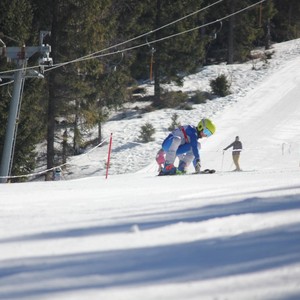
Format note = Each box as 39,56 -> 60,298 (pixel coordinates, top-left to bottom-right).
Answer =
162,125 -> 200,161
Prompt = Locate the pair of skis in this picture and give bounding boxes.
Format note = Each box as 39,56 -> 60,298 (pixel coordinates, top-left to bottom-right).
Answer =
196,169 -> 216,174
158,169 -> 216,176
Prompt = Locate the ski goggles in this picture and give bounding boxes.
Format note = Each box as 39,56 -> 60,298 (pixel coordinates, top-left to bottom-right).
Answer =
203,128 -> 212,137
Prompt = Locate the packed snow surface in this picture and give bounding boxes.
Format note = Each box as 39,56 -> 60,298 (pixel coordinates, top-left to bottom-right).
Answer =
1,39 -> 300,300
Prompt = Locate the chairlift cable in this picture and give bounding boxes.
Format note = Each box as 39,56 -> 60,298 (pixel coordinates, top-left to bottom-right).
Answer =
0,0 -> 266,75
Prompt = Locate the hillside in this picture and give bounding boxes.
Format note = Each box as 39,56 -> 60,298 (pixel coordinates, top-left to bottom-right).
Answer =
1,39 -> 300,300
64,38 -> 300,179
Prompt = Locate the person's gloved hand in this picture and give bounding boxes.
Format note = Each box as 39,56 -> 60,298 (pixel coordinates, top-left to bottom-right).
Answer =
195,159 -> 201,173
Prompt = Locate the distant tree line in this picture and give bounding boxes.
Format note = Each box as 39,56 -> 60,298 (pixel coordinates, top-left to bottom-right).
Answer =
0,0 -> 299,181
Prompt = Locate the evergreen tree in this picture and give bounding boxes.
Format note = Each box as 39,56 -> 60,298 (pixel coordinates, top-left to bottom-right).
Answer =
0,0 -> 45,181
204,0 -> 263,63
115,0 -> 208,104
31,0 -> 129,179
62,0 -> 131,150
12,80 -> 46,181
0,0 -> 33,45
272,0 -> 300,41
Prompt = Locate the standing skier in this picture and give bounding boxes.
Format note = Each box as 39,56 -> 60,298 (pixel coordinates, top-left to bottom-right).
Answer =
53,167 -> 62,180
159,118 -> 216,175
223,136 -> 243,171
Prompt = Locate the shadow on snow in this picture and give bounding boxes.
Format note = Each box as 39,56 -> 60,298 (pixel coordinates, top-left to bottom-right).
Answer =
0,222 -> 300,299
1,189 -> 300,243
0,186 -> 300,298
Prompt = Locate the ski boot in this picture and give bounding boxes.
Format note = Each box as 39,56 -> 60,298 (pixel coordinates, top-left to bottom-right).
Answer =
159,163 -> 177,175
177,160 -> 187,174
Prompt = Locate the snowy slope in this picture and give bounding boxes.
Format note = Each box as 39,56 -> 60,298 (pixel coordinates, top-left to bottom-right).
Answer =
1,39 -> 300,300
64,38 -> 300,178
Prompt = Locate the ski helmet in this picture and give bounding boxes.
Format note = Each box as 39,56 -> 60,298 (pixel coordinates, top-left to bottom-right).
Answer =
197,118 -> 216,135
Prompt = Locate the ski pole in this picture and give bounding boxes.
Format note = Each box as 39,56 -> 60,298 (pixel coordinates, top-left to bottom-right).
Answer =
221,150 -> 225,172
105,133 -> 113,179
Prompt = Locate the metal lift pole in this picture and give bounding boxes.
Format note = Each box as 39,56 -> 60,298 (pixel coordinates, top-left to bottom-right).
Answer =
0,31 -> 52,183
0,61 -> 25,183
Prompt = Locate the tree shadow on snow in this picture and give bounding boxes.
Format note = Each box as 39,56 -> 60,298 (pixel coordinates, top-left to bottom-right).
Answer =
0,222 -> 300,299
1,191 -> 300,243
1,185 -> 300,299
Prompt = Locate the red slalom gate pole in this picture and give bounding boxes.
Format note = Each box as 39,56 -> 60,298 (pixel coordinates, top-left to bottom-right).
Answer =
105,133 -> 113,179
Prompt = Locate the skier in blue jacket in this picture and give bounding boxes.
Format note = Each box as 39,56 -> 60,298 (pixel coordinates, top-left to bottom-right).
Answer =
159,118 -> 216,175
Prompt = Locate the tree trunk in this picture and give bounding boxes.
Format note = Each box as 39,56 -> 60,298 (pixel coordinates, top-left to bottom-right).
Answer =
264,0 -> 272,50
153,0 -> 161,107
265,18 -> 271,49
46,73 -> 56,180
46,0 -> 59,180
98,120 -> 102,144
62,129 -> 67,165
73,103 -> 80,155
227,0 -> 235,64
